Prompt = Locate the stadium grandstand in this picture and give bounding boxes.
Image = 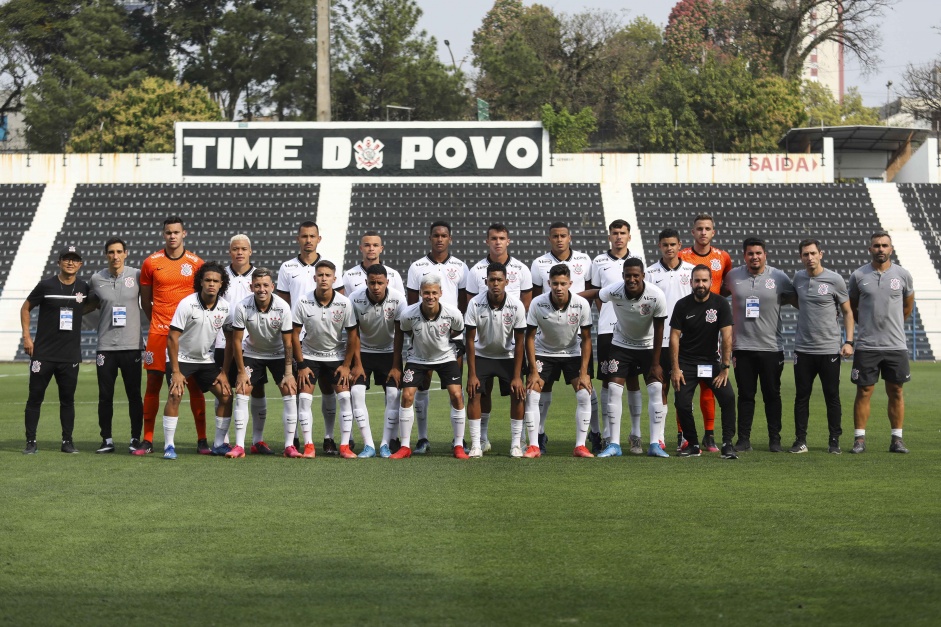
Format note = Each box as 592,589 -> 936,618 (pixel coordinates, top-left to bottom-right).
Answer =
1,122 -> 939,362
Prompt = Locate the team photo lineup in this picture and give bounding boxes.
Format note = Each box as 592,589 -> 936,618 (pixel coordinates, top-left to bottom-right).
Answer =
21,213 -> 915,461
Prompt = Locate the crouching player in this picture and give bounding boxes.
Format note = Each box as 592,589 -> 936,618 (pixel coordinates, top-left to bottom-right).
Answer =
389,273 -> 467,459
163,262 -> 232,460
465,262 -> 530,457
524,264 -> 594,457
292,261 -> 360,458
222,268 -> 298,458
588,259 -> 668,457
349,265 -> 406,458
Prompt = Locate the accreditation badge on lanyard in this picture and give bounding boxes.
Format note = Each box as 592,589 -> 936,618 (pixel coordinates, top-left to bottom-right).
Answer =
745,297 -> 760,319
60,308 -> 74,331
112,306 -> 127,327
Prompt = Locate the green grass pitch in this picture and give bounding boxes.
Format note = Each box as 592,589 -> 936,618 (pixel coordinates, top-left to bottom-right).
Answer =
1,361 -> 939,625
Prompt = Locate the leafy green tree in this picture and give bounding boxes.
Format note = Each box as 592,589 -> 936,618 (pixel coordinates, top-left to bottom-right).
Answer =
802,82 -> 879,126
66,77 -> 221,153
541,105 -> 597,153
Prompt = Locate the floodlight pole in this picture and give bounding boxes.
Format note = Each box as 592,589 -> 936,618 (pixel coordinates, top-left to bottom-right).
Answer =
316,0 -> 331,121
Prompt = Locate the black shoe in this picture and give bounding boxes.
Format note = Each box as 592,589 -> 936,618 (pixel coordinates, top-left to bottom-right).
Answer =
769,439 -> 783,453
61,439 -> 79,454
588,431 -> 603,455
23,440 -> 38,455
413,438 -> 430,455
889,436 -> 909,454
197,439 -> 211,455
538,432 -> 548,454
96,439 -> 115,454
129,438 -> 142,453
323,438 -> 338,456
349,435 -> 356,453
721,442 -> 738,459
293,437 -> 301,451
850,436 -> 866,454
735,438 -> 752,452
701,434 -> 719,452
389,437 -> 401,454
679,444 -> 702,457
788,440 -> 808,454
828,437 -> 841,454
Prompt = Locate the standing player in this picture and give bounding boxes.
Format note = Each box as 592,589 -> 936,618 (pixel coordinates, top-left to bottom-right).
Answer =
21,246 -> 89,454
87,237 -> 144,453
677,213 -> 733,452
669,265 -> 738,459
585,259 -> 668,458
721,237 -> 795,452
291,260 -> 360,459
405,221 -> 469,454
646,228 -> 695,457
163,262 -> 232,460
589,219 -> 643,454
389,274 -> 467,459
465,262 -> 529,457
466,223 -> 533,451
276,221 -> 345,454
135,217 -> 207,456
349,265 -> 407,458
790,239 -> 855,454
529,222 -> 598,453
848,232 -> 915,454
225,268 -> 298,458
524,265 -> 594,457
343,231 -> 405,295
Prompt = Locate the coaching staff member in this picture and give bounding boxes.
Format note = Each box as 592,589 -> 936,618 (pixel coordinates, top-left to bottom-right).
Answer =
848,232 -> 914,454
87,237 -> 145,454
670,264 -> 737,459
21,246 -> 90,454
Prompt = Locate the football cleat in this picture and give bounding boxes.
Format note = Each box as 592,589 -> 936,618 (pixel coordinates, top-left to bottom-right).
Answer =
378,444 -> 392,458
789,440 -> 808,454
850,436 -> 866,454
889,436 -> 909,454
225,445 -> 246,458
197,439 -> 211,455
96,439 -> 115,454
23,440 -> 38,455
588,431 -> 603,455
339,444 -> 357,459
129,438 -> 142,453
597,443 -> 623,458
389,438 -> 401,454
61,440 -> 79,454
301,443 -> 317,458
676,433 -> 688,453
828,437 -> 842,455
701,434 -> 719,453
453,445 -> 469,459
572,445 -> 594,458
468,445 -> 483,458
523,445 -> 541,458
322,438 -> 338,456
163,445 -> 177,460
720,442 -> 738,459
628,435 -> 644,455
678,444 -> 702,457
390,446 -> 412,459
250,441 -> 274,455
131,440 -> 154,456
283,445 -> 303,458
648,442 -> 669,458
357,445 -> 376,458
211,443 -> 232,456
481,440 -> 492,453
413,438 -> 431,455
509,445 -> 524,458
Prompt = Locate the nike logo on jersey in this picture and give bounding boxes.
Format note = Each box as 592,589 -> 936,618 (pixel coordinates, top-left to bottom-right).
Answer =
830,357 -> 839,362
686,314 -> 696,319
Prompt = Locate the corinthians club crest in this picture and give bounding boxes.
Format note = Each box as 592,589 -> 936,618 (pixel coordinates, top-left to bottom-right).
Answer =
354,137 -> 384,171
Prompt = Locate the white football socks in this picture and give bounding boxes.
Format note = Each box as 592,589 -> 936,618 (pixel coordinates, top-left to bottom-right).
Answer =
600,386 -> 610,439
282,395 -> 297,448
574,389 -> 591,447
647,381 -> 666,444
382,386 -> 400,447
213,416 -> 231,448
469,418 -> 481,449
606,382 -> 624,445
163,415 -> 178,449
525,391 -> 541,446
337,390 -> 353,446
480,412 -> 490,444
250,396 -> 267,444
298,393 -> 314,445
399,406 -> 415,448
451,406 -> 466,447
233,394 -> 250,448
511,418 -> 524,449
538,391 -> 552,434
415,389 -> 430,440
628,389 -> 643,438
351,385 -> 375,448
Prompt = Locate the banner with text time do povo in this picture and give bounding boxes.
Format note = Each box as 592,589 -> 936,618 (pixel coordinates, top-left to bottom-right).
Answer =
175,122 -> 549,180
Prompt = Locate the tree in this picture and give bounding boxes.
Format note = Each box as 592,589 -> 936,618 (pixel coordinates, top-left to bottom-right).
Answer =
334,0 -> 467,121
65,77 -> 221,153
802,82 -> 879,126
541,105 -> 597,153
664,0 -> 770,74
902,48 -> 941,131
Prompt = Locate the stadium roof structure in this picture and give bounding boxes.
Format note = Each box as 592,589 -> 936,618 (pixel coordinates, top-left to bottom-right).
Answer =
779,125 -> 932,153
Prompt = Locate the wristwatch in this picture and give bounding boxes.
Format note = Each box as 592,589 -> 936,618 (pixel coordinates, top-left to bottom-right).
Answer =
720,363 -> 730,370
844,340 -> 854,346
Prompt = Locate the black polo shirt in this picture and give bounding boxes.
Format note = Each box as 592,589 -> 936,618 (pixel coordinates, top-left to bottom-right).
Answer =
669,292 -> 733,363
27,275 -> 90,363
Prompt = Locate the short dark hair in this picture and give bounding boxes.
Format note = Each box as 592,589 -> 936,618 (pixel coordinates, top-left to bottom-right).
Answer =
548,221 -> 569,233
487,223 -> 509,236
430,220 -> 451,235
871,231 -> 891,242
549,263 -> 570,279
365,264 -> 387,277
691,264 -> 711,279
658,228 -> 680,243
609,219 -> 630,232
104,237 -> 127,253
314,259 -> 336,273
486,261 -> 507,277
194,260 -> 229,296
692,214 -> 714,226
363,230 -> 381,238
743,237 -> 766,252
299,221 -> 319,232
251,267 -> 273,281
798,238 -> 821,254
163,216 -> 184,229
623,258 -> 644,272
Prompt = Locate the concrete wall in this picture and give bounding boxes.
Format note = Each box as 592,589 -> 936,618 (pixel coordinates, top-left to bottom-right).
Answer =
895,138 -> 940,184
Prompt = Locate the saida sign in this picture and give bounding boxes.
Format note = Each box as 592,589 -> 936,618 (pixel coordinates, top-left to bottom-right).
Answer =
176,122 -> 548,180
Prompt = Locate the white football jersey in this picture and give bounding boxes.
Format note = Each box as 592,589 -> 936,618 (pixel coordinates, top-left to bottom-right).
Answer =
645,259 -> 695,347
349,287 -> 408,354
407,255 -> 469,308
531,250 -> 593,292
342,263 -> 405,296
276,254 -> 343,305
398,301 -> 464,365
591,251 -> 643,336
464,292 -> 527,360
231,293 -> 293,360
215,264 -> 255,349
598,281 -> 668,350
466,256 -> 533,299
170,293 -> 231,364
526,292 -> 592,358
292,290 -> 357,362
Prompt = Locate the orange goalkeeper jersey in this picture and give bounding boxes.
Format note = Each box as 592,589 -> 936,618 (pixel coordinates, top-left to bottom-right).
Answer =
679,246 -> 732,295
140,249 -> 204,336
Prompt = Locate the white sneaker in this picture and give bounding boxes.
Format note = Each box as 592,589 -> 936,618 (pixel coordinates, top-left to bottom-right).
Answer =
481,439 -> 492,453
468,445 -> 483,458
509,445 -> 524,458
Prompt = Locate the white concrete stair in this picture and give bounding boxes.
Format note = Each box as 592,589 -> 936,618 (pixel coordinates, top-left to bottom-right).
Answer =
315,181 -> 353,270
